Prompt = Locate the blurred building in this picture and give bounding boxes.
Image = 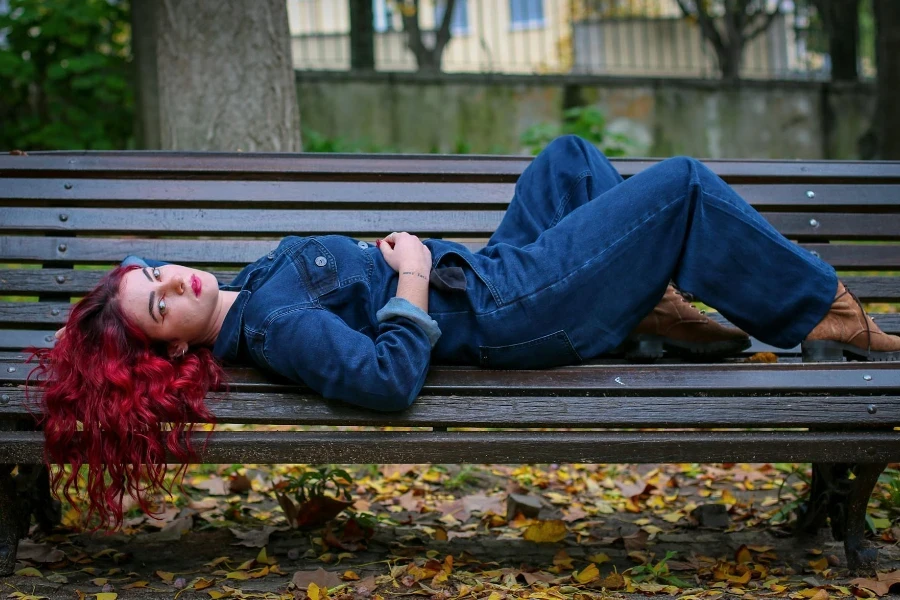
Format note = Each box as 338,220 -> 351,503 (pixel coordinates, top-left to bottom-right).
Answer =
287,0 -> 809,78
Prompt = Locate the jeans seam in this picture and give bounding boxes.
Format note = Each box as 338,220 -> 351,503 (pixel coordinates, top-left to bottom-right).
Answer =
550,169 -> 592,228
481,192 -> 688,317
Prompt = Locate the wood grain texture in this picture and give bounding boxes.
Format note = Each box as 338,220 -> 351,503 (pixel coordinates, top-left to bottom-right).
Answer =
3,153 -> 900,181
2,179 -> 898,210
3,236 -> 900,270
4,358 -> 899,392
5,209 -> 900,240
0,389 -> 897,428
0,430 -> 898,464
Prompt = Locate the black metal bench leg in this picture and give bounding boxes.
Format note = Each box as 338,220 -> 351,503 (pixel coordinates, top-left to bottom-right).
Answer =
18,465 -> 61,534
0,466 -> 24,576
840,463 -> 886,573
797,463 -> 849,535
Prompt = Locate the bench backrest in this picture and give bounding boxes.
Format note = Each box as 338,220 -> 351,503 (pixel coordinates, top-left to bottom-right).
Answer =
2,152 -> 899,353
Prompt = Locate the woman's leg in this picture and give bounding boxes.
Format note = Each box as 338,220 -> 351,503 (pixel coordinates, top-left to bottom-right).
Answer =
475,155 -> 838,358
484,135 -> 623,249
485,135 -> 748,360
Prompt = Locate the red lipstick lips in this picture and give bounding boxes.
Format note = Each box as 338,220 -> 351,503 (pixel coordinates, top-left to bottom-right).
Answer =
191,275 -> 201,298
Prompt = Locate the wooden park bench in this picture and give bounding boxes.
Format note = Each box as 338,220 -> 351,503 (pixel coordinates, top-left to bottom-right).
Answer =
1,150 -> 899,576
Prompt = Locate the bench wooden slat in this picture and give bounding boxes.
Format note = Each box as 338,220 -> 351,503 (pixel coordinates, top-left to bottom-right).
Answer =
1,179 -> 516,206
5,358 -> 899,391
3,179 -> 899,210
4,269 -> 899,301
0,429 -> 898,464
0,331 -> 809,354
4,236 -> 900,270
4,153 -> 900,181
0,389 -> 896,428
6,208 -> 900,240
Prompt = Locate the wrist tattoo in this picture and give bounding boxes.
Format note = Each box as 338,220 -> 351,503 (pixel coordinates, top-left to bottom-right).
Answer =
400,270 -> 428,280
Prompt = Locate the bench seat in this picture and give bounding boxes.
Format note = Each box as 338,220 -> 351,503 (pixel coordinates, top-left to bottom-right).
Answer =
1,150 -> 899,574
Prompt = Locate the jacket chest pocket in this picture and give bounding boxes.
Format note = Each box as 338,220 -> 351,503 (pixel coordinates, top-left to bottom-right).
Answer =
292,239 -> 339,300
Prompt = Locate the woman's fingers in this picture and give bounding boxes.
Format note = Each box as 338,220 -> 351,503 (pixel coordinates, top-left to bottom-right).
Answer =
54,326 -> 66,340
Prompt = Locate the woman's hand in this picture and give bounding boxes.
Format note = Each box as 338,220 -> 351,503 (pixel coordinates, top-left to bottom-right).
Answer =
377,232 -> 432,276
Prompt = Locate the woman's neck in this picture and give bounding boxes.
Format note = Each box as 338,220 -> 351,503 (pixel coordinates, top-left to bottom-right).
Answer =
197,290 -> 240,347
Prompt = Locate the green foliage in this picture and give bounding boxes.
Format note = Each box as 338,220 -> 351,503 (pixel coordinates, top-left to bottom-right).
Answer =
0,0 -> 133,151
878,467 -> 900,510
302,128 -> 397,153
282,466 -> 353,503
521,106 -> 636,157
627,550 -> 691,588
443,464 -> 480,490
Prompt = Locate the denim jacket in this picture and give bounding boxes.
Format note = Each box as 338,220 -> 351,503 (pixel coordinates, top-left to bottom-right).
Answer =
121,235 -> 476,412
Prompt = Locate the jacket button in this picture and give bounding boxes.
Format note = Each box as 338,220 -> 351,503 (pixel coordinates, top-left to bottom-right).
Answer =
358,241 -> 368,249
315,256 -> 327,267
267,251 -> 275,260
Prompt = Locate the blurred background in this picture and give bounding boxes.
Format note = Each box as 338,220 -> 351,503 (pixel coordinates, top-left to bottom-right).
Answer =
1,0 -> 898,159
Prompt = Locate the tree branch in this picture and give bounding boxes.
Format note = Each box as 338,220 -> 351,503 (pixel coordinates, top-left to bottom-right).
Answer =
433,0 -> 457,55
675,0 -> 725,53
744,0 -> 786,42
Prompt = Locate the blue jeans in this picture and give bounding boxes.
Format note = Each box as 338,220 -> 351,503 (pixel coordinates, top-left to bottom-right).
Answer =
432,135 -> 837,366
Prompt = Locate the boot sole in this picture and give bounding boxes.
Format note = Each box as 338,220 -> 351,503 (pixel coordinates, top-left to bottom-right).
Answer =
801,340 -> 900,363
624,334 -> 752,363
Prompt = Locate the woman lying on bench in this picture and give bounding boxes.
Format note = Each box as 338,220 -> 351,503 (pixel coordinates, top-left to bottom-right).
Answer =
32,135 -> 900,526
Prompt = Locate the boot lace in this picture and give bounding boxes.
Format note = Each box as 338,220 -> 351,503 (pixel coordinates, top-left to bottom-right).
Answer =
837,286 -> 872,352
674,288 -> 706,315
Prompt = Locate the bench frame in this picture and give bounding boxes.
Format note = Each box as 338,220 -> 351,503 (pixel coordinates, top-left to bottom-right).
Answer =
2,150 -> 900,575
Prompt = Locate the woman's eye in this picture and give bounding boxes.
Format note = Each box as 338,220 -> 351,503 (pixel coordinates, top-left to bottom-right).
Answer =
158,298 -> 167,315
152,268 -> 161,280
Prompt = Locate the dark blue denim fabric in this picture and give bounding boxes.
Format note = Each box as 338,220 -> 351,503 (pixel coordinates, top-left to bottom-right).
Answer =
122,135 -> 838,412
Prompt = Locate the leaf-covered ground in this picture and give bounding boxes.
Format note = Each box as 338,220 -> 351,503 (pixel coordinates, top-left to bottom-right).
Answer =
6,460 -> 900,600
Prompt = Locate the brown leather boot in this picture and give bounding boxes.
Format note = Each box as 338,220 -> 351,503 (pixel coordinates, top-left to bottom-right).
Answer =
802,282 -> 900,362
624,285 -> 751,361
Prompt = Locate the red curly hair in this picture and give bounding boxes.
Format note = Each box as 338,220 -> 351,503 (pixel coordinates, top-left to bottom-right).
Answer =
26,264 -> 226,528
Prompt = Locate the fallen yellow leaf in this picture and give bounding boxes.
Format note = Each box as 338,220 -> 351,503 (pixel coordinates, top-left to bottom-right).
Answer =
587,553 -> 611,564
156,571 -> 175,582
574,563 -> 599,584
523,520 -> 567,543
342,571 -> 360,580
809,557 -> 829,572
122,582 -> 149,590
95,594 -> 117,600
14,567 -> 42,577
309,582 -> 321,600
736,545 -> 753,564
226,571 -> 250,581
193,578 -> 215,590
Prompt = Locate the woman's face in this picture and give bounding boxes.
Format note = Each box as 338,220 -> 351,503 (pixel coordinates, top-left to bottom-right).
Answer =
119,264 -> 220,347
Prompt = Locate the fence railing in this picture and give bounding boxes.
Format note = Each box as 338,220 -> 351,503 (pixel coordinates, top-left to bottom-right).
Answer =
288,0 -> 871,80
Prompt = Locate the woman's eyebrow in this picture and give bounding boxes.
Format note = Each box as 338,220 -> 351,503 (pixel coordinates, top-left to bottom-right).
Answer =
141,268 -> 159,323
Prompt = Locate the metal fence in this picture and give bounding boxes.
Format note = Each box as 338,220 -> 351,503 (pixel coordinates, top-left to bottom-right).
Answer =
288,0 -> 869,80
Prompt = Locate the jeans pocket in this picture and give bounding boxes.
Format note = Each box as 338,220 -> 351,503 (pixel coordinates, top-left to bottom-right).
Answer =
479,330 -> 582,369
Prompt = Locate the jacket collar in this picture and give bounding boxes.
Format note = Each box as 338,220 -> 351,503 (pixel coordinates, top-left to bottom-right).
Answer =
212,289 -> 252,363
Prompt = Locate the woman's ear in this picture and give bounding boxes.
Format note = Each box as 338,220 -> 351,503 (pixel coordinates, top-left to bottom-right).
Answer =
168,341 -> 189,359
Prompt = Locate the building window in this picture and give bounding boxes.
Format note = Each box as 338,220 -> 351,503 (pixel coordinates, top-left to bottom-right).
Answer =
373,0 -> 395,32
509,0 -> 544,30
435,0 -> 469,34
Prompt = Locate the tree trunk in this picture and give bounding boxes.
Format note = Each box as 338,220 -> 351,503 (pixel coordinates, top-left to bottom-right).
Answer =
717,40 -> 744,83
349,0 -> 376,71
872,0 -> 900,159
815,0 -> 859,81
401,0 -> 456,72
132,0 -> 301,151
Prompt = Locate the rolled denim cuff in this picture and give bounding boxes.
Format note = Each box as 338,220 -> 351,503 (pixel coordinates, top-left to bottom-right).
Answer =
376,297 -> 442,348
120,255 -> 150,268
